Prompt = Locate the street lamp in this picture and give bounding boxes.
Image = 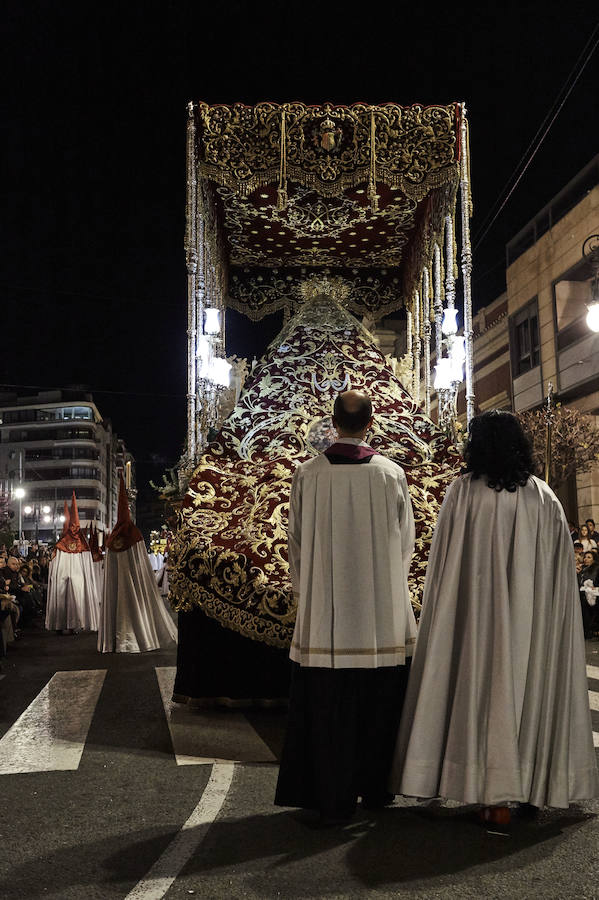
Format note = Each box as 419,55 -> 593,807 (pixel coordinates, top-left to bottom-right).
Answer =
583,234 -> 599,332
435,308 -> 466,437
22,502 -> 58,542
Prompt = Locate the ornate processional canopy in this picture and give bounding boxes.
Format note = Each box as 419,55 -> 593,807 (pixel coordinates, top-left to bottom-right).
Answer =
187,100 -> 467,321
184,98 -> 474,470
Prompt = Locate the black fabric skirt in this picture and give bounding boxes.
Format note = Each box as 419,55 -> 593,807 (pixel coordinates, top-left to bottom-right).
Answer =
275,661 -> 411,818
173,606 -> 291,706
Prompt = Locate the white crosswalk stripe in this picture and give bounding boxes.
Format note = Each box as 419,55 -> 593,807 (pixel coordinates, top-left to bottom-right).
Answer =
155,667 -> 276,765
0,664 -> 596,776
0,670 -> 106,775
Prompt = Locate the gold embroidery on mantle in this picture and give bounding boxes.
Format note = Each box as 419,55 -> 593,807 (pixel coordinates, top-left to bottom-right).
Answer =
170,293 -> 462,648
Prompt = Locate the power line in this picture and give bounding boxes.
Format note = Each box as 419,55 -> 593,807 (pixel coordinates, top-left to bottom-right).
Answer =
473,22 -> 599,252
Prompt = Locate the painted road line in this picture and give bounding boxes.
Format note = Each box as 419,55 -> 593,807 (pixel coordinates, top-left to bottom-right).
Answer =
0,670 -> 106,775
125,762 -> 235,900
155,667 -> 276,765
589,691 -> 599,712
587,665 -> 599,682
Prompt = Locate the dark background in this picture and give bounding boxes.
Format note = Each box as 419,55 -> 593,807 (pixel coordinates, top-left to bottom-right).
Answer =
3,1 -> 598,520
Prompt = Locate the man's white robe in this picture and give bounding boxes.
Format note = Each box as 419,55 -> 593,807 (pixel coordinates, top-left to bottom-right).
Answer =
289,444 -> 416,669
390,473 -> 598,808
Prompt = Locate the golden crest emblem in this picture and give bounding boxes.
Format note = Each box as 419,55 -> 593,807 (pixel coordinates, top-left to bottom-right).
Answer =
314,117 -> 342,152
68,542 -> 78,552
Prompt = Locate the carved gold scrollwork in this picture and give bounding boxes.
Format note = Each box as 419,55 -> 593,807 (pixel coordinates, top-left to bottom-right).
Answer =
171,293 -> 462,647
196,102 -> 459,199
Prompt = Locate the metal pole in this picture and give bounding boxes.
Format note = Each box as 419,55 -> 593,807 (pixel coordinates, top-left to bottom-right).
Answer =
185,103 -> 198,465
459,103 -> 475,426
433,243 -> 443,366
413,291 -> 421,404
444,214 -> 456,310
18,449 -> 23,542
422,267 -> 431,417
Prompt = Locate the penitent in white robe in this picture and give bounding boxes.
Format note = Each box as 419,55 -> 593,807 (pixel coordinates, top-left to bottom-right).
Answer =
98,542 -> 177,653
288,449 -> 416,669
390,473 -> 598,809
45,550 -> 99,632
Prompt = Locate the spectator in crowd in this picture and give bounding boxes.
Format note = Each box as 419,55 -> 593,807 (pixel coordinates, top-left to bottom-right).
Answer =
579,548 -> 599,638
4,555 -> 36,629
37,554 -> 50,586
578,524 -> 597,552
586,519 -> 599,544
574,541 -> 585,573
20,562 -> 44,616
569,521 -> 579,541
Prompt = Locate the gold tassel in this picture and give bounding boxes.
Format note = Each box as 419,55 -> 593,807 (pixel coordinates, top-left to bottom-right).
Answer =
367,109 -> 378,212
277,109 -> 288,211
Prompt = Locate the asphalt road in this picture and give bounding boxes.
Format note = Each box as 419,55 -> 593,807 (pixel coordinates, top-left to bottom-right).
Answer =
1,621 -> 598,900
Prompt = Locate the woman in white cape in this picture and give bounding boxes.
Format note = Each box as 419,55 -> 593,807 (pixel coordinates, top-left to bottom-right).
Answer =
390,411 -> 598,823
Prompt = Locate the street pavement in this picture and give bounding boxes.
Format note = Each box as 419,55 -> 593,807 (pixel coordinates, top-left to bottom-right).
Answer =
1,620 -> 598,900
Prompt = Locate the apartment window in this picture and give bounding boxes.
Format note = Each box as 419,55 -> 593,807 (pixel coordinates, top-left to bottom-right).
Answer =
510,300 -> 540,377
60,406 -> 93,421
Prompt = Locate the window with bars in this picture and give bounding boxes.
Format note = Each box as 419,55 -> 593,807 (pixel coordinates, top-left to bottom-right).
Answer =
510,299 -> 540,377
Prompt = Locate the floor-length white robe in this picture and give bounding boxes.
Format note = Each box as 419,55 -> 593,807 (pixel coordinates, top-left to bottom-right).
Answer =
98,542 -> 177,653
45,550 -> 99,632
390,473 -> 598,808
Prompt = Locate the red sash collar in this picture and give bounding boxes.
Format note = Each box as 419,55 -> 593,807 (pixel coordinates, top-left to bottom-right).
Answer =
324,443 -> 378,461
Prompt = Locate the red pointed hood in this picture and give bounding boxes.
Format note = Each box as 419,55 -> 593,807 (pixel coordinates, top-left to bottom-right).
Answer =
61,500 -> 70,537
107,475 -> 143,552
55,491 -> 90,553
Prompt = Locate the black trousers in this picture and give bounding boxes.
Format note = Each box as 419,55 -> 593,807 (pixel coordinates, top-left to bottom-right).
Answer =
275,661 -> 411,818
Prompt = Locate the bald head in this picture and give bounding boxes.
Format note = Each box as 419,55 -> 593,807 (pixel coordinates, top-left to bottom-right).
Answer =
333,390 -> 373,437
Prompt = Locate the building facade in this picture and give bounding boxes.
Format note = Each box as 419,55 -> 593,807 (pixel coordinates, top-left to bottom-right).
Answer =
0,390 -> 136,542
505,154 -> 599,522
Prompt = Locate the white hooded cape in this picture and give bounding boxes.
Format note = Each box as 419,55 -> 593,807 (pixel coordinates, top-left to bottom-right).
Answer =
98,541 -> 177,653
390,473 -> 598,808
45,550 -> 99,632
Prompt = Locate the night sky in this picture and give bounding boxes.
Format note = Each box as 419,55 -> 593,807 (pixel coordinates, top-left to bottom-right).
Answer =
3,2 -> 598,511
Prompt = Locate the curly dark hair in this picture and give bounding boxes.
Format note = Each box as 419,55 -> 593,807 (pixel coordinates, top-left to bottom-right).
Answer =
464,410 -> 534,492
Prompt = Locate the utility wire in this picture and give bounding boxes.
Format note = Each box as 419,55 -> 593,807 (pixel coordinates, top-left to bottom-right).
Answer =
473,22 -> 599,252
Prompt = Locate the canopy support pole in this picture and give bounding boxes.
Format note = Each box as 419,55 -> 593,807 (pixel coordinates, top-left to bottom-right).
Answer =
459,104 -> 475,426
413,290 -> 421,404
185,104 -> 198,465
422,268 -> 431,417
433,243 -> 443,367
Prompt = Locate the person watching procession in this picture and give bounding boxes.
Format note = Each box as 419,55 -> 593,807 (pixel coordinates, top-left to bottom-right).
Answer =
578,523 -> 597,552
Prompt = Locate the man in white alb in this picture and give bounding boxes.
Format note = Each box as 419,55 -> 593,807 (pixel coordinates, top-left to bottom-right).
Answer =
275,390 -> 416,824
